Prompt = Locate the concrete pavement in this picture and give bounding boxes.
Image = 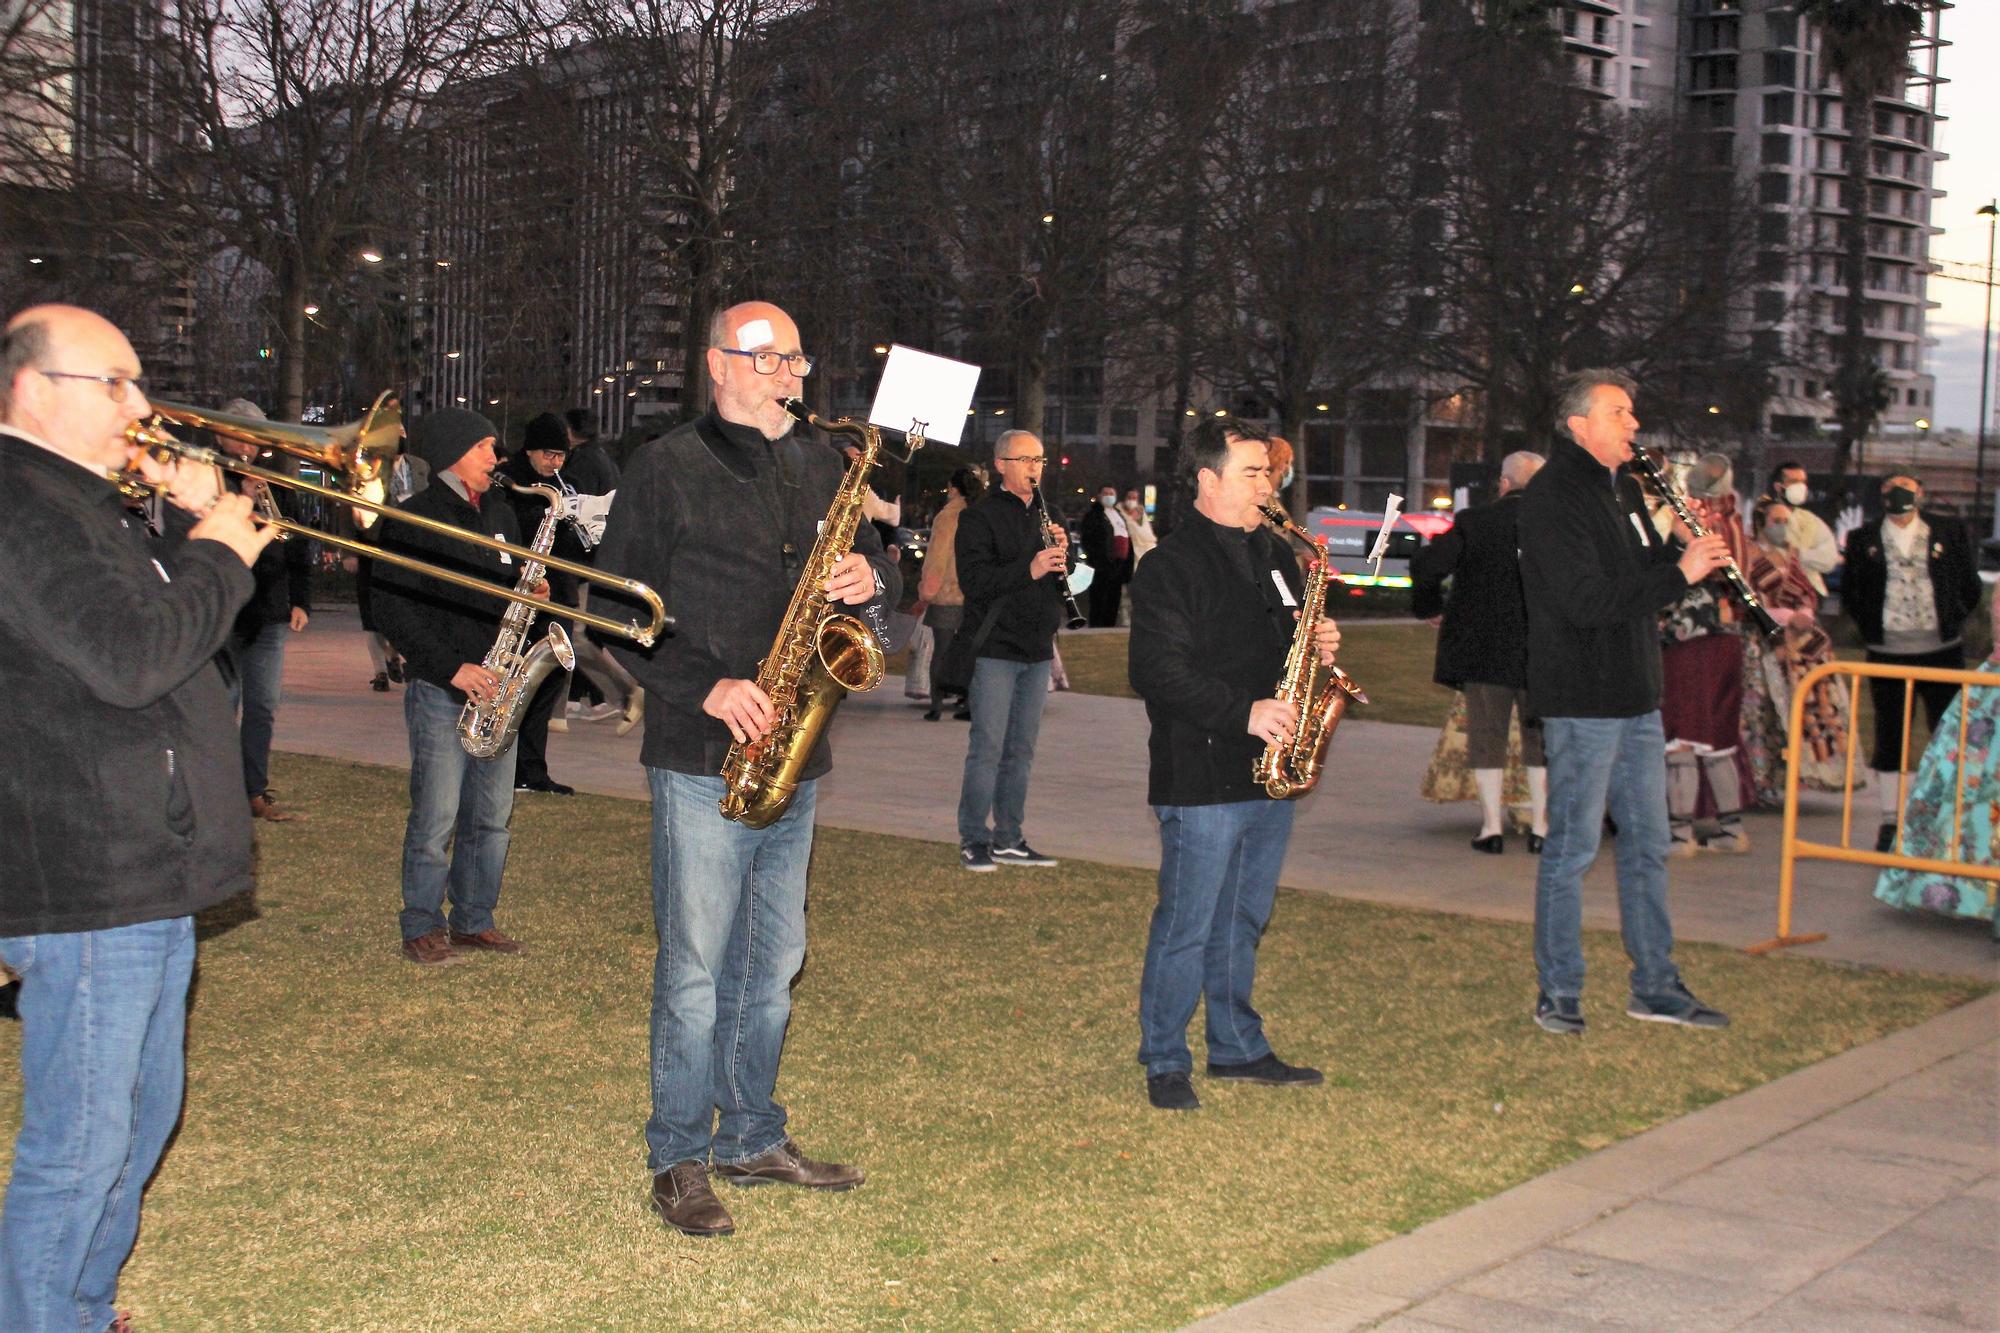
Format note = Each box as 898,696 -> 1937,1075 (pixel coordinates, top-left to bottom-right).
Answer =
270,611 -> 1997,1331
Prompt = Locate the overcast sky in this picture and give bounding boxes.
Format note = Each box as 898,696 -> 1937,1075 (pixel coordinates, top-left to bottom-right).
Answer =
1928,3 -> 1998,436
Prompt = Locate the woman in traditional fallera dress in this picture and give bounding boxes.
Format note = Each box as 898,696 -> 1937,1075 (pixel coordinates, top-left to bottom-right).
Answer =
1873,580 -> 2000,935
1740,498 -> 1849,805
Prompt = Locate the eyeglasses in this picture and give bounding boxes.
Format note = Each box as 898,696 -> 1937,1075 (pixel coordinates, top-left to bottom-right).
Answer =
998,454 -> 1047,465
716,348 -> 815,378
39,369 -> 147,402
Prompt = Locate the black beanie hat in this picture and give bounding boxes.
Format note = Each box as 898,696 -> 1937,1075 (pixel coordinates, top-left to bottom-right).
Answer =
521,411 -> 569,455
414,408 -> 496,474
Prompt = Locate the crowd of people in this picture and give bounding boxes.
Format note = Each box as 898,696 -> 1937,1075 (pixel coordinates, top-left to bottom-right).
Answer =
2,299 -> 1994,1327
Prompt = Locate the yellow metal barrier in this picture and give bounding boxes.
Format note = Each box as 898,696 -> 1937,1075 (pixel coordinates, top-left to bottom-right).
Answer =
1753,659 -> 2000,954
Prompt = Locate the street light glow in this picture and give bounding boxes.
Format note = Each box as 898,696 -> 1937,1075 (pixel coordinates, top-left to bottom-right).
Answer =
360,250 -> 383,264
445,350 -> 462,360
303,304 -> 319,316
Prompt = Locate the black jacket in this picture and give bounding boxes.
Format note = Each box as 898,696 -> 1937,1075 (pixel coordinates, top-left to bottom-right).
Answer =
370,478 -> 525,700
1080,501 -> 1130,580
1840,513 -> 1982,650
562,438 -> 620,496
1129,510 -> 1301,806
956,489 -> 1064,662
0,429 -> 256,935
1518,436 -> 1689,720
1410,492 -> 1529,690
230,482 -> 312,638
596,410 -> 900,778
495,453 -> 583,603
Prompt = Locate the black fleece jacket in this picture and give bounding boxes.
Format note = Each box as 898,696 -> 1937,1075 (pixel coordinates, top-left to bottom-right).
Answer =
0,428 -> 256,935
596,410 -> 899,778
369,478 -> 524,701
1410,491 -> 1529,690
1518,436 -> 1689,720
1129,510 -> 1301,806
1841,513 -> 1982,650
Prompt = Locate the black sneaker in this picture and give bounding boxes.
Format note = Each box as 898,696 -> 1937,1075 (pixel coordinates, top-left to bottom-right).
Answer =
1206,1052 -> 1323,1085
960,843 -> 996,872
516,779 -> 575,796
1146,1071 -> 1200,1111
1875,822 -> 1898,853
1534,991 -> 1585,1035
1627,982 -> 1729,1029
991,842 -> 1057,867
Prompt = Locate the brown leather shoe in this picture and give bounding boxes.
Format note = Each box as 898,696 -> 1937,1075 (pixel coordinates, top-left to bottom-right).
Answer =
401,929 -> 462,966
249,794 -> 298,822
448,928 -> 523,954
715,1138 -> 864,1191
651,1160 -> 734,1236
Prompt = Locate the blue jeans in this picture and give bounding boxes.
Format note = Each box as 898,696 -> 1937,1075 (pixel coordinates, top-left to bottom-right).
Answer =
1533,712 -> 1682,1002
0,917 -> 195,1332
229,619 -> 288,798
645,769 -> 815,1171
400,678 -> 518,940
957,657 -> 1051,848
1137,799 -> 1295,1076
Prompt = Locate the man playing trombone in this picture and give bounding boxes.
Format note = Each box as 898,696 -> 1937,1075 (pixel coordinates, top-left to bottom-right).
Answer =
0,303 -> 274,1329
371,409 -> 536,966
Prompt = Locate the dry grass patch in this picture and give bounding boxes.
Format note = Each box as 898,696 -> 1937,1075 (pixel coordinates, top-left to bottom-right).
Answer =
0,753 -> 1981,1330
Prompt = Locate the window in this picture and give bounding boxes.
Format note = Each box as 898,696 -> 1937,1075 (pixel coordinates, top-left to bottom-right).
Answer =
1110,407 -> 1137,438
1764,52 -> 1796,87
1043,404 -> 1062,436
1109,443 -> 1136,476
1762,92 -> 1794,125
1759,172 -> 1791,204
1761,133 -> 1791,165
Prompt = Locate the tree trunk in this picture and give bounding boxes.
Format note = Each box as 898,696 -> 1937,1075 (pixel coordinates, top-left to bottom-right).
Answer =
1833,86 -> 1873,478
279,260 -> 307,422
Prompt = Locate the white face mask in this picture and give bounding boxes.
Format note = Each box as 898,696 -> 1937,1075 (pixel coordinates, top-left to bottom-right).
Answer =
1782,481 -> 1808,506
1100,494 -> 1116,507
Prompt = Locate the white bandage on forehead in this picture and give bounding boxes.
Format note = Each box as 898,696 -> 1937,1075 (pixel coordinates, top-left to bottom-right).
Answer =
735,318 -> 774,350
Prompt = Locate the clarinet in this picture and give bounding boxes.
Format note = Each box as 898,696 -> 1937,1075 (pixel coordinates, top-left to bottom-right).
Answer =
1629,451 -> 1782,639
1033,482 -> 1089,630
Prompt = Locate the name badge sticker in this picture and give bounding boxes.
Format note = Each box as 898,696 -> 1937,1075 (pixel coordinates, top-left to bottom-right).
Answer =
1629,512 -> 1650,546
1271,568 -> 1298,607
496,534 -> 513,566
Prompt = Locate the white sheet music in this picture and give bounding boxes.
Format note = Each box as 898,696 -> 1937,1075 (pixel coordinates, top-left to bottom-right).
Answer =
868,345 -> 981,447
1367,492 -> 1404,576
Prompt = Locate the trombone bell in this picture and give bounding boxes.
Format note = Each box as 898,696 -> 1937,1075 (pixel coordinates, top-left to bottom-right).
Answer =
146,391 -> 403,528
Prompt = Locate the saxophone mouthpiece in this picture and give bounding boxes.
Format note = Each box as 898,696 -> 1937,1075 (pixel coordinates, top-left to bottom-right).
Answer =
781,398 -> 813,425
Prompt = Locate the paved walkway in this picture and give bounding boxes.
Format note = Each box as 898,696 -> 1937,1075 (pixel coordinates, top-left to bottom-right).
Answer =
271,612 -> 1997,1330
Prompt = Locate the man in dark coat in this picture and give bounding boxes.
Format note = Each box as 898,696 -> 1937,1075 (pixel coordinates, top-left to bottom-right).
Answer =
1411,450 -> 1545,853
596,300 -> 898,1238
1517,369 -> 1731,1038
1079,482 -> 1132,626
1128,418 -> 1341,1112
372,408 -> 537,965
1840,471 -> 1984,850
0,303 -> 272,1329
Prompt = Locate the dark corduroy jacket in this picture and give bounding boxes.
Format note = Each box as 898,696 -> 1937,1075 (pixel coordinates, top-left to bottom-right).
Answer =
0,428 -> 256,935
1518,436 -> 1689,720
369,478 -> 524,701
1129,510 -> 1301,807
596,410 -> 899,778
1410,491 -> 1530,690
1841,513 -> 1983,650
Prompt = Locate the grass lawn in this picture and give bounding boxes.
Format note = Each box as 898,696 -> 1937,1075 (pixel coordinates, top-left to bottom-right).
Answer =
1057,623 -> 1451,728
1,754 -> 1981,1330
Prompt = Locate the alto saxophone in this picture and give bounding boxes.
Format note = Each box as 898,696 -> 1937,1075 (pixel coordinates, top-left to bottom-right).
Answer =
1253,505 -> 1369,799
457,482 -> 576,759
718,399 -> 923,828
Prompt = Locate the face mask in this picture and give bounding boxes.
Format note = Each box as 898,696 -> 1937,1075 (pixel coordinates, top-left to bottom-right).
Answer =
1884,486 -> 1918,515
1763,522 -> 1788,546
1101,494 -> 1116,507
1782,482 -> 1807,506
1279,469 -> 1295,491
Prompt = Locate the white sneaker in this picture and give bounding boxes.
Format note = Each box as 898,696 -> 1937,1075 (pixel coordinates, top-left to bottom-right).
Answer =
580,701 -> 623,722
547,716 -> 569,733
1700,824 -> 1751,855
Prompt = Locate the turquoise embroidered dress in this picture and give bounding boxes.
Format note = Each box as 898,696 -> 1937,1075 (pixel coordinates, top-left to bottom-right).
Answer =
1873,660 -> 1999,930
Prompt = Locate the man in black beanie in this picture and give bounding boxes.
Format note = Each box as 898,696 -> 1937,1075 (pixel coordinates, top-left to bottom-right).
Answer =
372,408 -> 541,965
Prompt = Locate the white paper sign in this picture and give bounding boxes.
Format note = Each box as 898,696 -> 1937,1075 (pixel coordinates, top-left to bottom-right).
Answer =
868,345 -> 981,448
1367,493 -> 1404,576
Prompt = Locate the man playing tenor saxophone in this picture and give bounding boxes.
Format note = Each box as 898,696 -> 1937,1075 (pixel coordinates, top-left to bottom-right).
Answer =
373,409 -> 539,966
1127,419 -> 1341,1112
595,301 -> 898,1238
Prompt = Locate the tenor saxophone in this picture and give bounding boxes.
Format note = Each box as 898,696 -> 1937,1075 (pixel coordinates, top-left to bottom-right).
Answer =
457,482 -> 576,759
1253,505 -> 1369,799
718,400 -> 922,828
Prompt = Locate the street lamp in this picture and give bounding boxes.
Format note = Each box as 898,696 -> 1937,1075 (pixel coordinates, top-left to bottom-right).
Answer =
1974,200 -> 1997,536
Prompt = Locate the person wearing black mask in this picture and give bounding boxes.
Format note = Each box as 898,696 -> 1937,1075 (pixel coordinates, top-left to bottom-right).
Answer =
1841,473 -> 1983,851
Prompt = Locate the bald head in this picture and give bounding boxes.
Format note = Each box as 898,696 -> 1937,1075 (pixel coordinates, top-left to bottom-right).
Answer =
2,304 -> 151,471
705,300 -> 804,440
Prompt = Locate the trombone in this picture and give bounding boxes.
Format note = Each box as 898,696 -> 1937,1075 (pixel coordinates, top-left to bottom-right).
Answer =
122,396 -> 670,647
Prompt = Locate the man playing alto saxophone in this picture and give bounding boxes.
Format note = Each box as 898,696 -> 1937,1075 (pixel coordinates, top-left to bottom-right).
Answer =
372,409 -> 540,966
1127,419 -> 1341,1112
595,301 -> 898,1238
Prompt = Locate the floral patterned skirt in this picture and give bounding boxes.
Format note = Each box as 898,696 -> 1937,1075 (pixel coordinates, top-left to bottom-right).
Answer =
1420,690 -> 1535,826
1873,662 -> 1999,927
